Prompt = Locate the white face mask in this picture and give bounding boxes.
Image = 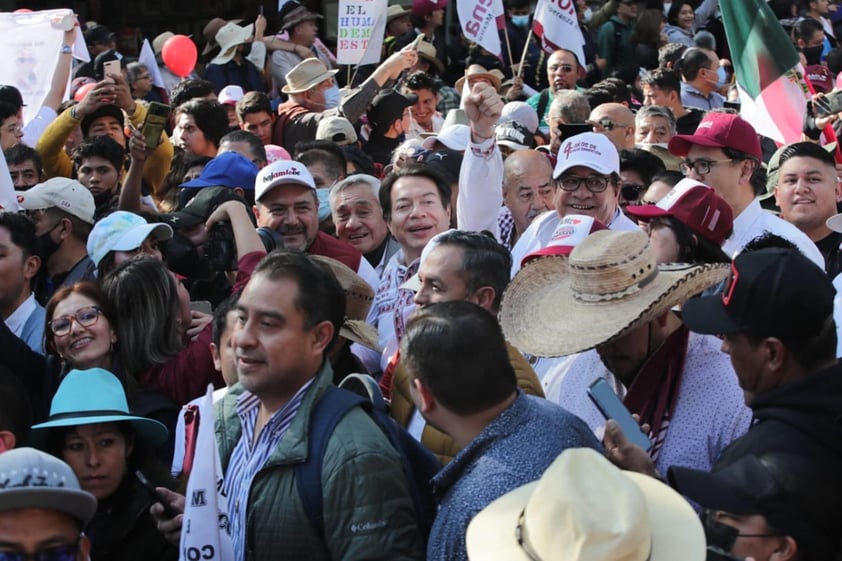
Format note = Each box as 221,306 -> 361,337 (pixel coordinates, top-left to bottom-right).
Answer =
324,83 -> 341,109
583,7 -> 593,23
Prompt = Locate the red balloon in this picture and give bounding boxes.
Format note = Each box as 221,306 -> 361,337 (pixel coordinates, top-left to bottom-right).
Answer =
162,35 -> 198,78
74,82 -> 95,102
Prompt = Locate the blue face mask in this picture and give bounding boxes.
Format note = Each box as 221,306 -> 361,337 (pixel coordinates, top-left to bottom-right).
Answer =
324,84 -> 341,110
511,14 -> 530,27
716,66 -> 728,88
316,187 -> 331,222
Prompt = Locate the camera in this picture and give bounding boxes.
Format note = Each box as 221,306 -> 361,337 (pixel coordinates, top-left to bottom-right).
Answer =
205,222 -> 238,271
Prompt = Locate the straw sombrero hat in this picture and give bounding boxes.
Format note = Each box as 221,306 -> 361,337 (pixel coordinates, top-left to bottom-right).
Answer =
311,255 -> 381,351
455,64 -> 504,93
500,230 -> 728,357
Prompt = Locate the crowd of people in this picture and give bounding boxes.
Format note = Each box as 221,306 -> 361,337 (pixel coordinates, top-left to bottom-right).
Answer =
2,0 -> 842,560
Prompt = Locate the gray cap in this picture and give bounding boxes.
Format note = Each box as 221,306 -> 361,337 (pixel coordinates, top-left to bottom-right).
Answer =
0,447 -> 97,525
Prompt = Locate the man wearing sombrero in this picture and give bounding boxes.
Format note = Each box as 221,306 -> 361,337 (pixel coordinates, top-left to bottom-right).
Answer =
501,230 -> 752,476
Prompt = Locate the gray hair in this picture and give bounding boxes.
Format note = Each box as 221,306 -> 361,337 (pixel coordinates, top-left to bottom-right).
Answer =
548,90 -> 591,124
329,174 -> 381,210
635,105 -> 677,135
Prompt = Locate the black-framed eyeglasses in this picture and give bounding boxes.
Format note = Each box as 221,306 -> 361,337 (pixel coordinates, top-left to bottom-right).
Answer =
680,158 -> 733,176
557,174 -> 611,193
48,306 -> 102,337
621,183 -> 645,201
0,538 -> 82,561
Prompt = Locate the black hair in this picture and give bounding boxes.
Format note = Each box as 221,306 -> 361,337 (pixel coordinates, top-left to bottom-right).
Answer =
792,17 -> 824,44
236,91 -> 273,121
212,290 -> 241,347
620,148 -> 667,186
590,77 -> 632,105
777,141 -> 836,168
71,134 -> 125,172
650,169 -> 685,187
295,140 -> 348,183
170,79 -> 216,109
435,230 -> 512,311
400,301 -> 517,416
342,145 -> 377,176
0,370 -> 31,446
4,143 -> 42,171
0,101 -> 18,123
379,164 -> 452,220
742,232 -> 799,253
405,71 -> 440,94
826,47 -> 842,75
658,43 -> 688,69
174,99 -> 230,148
675,47 -> 713,81
220,129 -> 267,166
641,68 -> 682,94
0,210 -> 37,258
649,215 -> 731,264
667,1 -> 693,26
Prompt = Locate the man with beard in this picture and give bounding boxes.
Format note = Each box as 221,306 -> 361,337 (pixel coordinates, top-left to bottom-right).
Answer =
525,49 -> 582,134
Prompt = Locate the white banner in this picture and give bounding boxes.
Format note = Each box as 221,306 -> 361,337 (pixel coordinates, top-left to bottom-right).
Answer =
0,154 -> 19,211
532,0 -> 585,67
179,385 -> 234,561
0,10 -> 88,125
336,0 -> 387,65
138,38 -> 166,90
457,0 -> 505,58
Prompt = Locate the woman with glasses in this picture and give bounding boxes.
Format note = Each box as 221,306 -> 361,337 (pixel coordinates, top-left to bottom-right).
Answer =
31,368 -> 179,561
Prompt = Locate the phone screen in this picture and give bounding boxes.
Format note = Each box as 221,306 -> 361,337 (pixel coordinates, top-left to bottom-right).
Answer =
587,378 -> 653,451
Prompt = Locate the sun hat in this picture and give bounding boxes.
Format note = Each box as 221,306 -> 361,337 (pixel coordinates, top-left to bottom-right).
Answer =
152,31 -> 174,56
181,151 -> 259,190
626,178 -> 733,246
201,17 -> 229,56
422,124 -> 470,151
255,160 -> 316,202
311,255 -> 380,351
668,112 -> 762,160
387,4 -> 412,23
0,447 -> 97,525
282,58 -> 339,94
218,84 -> 245,105
554,132 -> 621,179
316,114 -> 358,145
280,0 -> 324,31
500,229 -> 729,357
416,41 -> 444,75
455,64 -> 504,93
211,22 -> 254,65
495,121 -> 535,151
30,368 -> 169,449
465,447 -> 706,561
87,211 -> 173,266
519,214 -> 607,266
682,247 -> 833,340
16,177 -> 96,224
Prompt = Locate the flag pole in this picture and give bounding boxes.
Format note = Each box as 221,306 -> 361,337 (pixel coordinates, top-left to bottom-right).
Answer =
502,25 -> 514,68
516,28 -> 533,79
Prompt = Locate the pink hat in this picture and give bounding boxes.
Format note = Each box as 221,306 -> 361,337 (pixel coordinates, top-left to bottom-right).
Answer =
264,144 -> 292,164
626,178 -> 733,246
668,112 -> 761,160
521,215 -> 608,266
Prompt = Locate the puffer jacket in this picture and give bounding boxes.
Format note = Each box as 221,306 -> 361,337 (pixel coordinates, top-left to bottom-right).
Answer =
389,341 -> 545,464
215,361 -> 425,561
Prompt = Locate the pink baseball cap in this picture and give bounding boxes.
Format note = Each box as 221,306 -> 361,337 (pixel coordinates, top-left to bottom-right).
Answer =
668,112 -> 761,160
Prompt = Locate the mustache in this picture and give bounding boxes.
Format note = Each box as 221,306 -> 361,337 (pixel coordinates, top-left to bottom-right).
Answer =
279,226 -> 306,235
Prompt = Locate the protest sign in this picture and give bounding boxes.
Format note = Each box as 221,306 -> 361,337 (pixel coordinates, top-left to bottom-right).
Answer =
457,0 -> 506,58
336,0 -> 387,65
532,0 -> 585,66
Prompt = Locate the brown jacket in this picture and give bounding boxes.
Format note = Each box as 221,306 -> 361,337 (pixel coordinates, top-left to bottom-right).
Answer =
389,342 -> 545,464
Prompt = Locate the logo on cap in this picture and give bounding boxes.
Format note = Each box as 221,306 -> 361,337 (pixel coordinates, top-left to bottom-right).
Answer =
262,168 -> 301,183
699,120 -> 714,129
563,140 -> 600,160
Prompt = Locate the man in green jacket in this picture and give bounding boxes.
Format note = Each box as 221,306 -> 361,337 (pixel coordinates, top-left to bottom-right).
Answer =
153,250 -> 425,561
597,0 -> 637,75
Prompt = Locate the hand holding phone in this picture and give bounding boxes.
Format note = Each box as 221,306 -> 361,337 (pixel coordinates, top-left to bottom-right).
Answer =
136,470 -> 179,518
814,91 -> 842,116
587,378 -> 653,452
142,102 -> 171,149
103,59 -> 120,82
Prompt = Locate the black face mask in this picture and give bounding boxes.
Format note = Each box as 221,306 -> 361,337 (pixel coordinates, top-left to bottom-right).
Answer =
35,222 -> 62,262
804,45 -> 824,66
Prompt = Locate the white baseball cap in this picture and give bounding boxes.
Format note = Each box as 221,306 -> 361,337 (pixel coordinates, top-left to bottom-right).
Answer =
553,132 -> 620,179
255,160 -> 316,202
16,177 -> 96,224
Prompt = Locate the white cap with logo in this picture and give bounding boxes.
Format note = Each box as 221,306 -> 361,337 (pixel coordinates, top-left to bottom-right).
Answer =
255,160 -> 317,202
16,177 -> 96,224
553,132 -> 620,179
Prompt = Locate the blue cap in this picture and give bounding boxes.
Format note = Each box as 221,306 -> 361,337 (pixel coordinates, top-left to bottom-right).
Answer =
181,152 -> 258,190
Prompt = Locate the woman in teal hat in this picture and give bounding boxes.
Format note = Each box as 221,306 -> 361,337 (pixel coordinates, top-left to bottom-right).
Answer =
31,367 -> 179,561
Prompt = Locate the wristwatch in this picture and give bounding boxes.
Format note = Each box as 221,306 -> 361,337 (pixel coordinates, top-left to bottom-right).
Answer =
60,44 -> 72,55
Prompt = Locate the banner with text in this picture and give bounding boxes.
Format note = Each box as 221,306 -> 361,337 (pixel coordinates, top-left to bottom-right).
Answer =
0,9 -> 87,124
336,0 -> 387,65
532,0 -> 585,67
457,0 -> 505,58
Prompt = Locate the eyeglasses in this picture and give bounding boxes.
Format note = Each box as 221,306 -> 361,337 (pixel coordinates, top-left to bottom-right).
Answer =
557,174 -> 611,193
621,183 -> 645,201
703,510 -> 784,553
48,306 -> 102,337
548,64 -> 575,73
0,541 -> 81,561
680,158 -> 733,176
590,118 -> 632,132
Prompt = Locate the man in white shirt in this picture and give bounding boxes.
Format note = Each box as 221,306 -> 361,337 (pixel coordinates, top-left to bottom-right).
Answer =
668,111 -> 825,267
0,212 -> 45,353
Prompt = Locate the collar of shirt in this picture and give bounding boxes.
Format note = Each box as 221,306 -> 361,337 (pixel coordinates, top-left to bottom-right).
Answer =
4,293 -> 36,337
236,377 -> 316,452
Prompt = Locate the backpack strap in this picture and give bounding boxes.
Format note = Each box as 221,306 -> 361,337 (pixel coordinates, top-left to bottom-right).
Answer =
536,88 -> 551,124
295,386 -> 367,538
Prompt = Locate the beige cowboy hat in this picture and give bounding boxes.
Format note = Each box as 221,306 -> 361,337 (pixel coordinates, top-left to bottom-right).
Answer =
466,448 -> 706,561
152,31 -> 174,57
211,22 -> 254,65
387,4 -> 412,23
311,255 -> 381,351
500,229 -> 728,357
455,64 -> 504,93
416,41 -> 444,75
281,3 -> 324,31
282,58 -> 339,94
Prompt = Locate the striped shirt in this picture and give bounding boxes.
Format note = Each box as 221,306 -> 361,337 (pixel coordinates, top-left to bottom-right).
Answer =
224,379 -> 315,561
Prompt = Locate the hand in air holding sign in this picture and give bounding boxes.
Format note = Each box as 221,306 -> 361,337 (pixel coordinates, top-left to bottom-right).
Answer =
463,82 -> 504,144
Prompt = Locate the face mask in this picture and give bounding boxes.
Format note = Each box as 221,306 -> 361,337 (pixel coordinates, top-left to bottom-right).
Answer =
804,45 -> 824,66
583,7 -> 593,23
324,84 -> 341,110
36,224 -> 62,262
511,15 -> 530,27
821,39 -> 831,61
708,66 -> 727,88
316,187 -> 331,222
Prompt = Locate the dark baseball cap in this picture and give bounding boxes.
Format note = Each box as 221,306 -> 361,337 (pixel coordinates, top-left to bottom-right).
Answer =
80,104 -> 125,137
682,248 -> 834,339
669,452 -> 842,561
163,186 -> 248,229
367,89 -> 417,134
422,148 -> 462,185
0,85 -> 24,109
84,24 -> 115,46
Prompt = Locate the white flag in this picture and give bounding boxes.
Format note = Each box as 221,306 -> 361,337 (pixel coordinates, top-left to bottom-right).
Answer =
0,154 -> 20,211
138,39 -> 166,90
179,385 -> 234,561
457,0 -> 505,58
532,0 -> 586,66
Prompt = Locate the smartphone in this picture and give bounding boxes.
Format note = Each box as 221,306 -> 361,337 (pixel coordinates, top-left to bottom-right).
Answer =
135,470 -> 179,518
587,378 -> 653,452
814,91 -> 842,116
142,102 -> 171,148
706,547 -> 744,561
103,59 -> 120,80
190,300 -> 212,315
410,32 -> 426,50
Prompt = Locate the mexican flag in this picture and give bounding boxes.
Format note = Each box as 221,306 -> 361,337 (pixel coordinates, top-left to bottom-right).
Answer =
721,0 -> 812,144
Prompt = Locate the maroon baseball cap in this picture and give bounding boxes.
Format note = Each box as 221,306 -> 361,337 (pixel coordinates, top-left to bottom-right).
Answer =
627,178 -> 733,246
521,214 -> 608,266
668,112 -> 761,160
